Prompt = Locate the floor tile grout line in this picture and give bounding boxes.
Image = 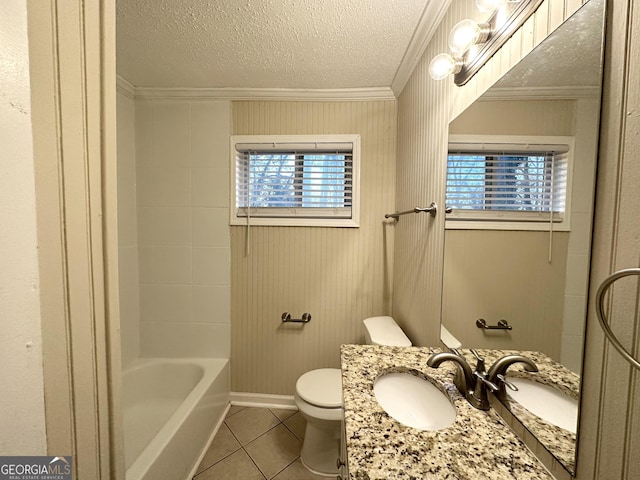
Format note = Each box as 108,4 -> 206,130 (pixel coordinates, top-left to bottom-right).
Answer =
192,422 -> 244,478
224,412 -> 289,477
243,420 -> 284,447
233,417 -> 300,479
194,407 -> 308,479
280,418 -> 304,442
267,455 -> 302,480
243,443 -> 268,480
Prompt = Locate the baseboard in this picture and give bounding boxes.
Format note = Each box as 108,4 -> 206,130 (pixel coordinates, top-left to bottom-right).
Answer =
230,391 -> 297,410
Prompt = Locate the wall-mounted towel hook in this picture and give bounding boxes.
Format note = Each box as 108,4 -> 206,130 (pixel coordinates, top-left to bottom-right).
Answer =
281,312 -> 312,324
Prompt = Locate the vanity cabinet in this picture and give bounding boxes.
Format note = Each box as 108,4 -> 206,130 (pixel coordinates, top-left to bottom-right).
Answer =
338,416 -> 348,479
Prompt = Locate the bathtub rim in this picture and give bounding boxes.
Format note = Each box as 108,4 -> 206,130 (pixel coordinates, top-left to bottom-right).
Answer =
123,357 -> 229,480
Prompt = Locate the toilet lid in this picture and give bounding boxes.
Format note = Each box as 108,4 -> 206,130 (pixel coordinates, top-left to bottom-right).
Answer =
296,368 -> 342,408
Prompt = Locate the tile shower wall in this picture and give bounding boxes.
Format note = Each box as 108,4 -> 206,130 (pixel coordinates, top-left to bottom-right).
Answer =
135,98 -> 231,358
117,87 -> 140,367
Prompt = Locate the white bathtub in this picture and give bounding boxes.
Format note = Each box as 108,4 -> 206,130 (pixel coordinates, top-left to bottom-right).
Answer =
123,358 -> 229,480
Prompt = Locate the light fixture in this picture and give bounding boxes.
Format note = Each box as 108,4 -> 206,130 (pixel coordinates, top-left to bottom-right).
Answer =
448,19 -> 491,54
428,53 -> 463,81
429,19 -> 490,81
475,0 -> 507,13
429,0 -> 542,83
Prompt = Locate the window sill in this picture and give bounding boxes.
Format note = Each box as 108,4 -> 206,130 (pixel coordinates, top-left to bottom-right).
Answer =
445,219 -> 570,231
230,217 -> 359,228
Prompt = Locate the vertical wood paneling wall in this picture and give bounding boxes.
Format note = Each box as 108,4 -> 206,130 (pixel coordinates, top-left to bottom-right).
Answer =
443,230 -> 568,358
231,101 -> 397,394
397,0 -> 640,478
394,0 -> 587,347
579,0 -> 640,478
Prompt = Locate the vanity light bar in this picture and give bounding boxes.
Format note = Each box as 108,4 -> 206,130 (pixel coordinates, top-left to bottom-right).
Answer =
429,0 -> 544,84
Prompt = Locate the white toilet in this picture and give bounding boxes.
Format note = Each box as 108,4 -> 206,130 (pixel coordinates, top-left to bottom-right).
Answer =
294,316 -> 411,476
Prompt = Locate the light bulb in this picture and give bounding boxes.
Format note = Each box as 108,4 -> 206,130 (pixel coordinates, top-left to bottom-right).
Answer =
475,0 -> 506,13
448,19 -> 490,54
428,53 -> 462,81
449,19 -> 491,56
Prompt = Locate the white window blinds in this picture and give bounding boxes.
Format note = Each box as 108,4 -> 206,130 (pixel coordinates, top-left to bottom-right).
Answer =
447,140 -> 570,223
231,135 -> 360,227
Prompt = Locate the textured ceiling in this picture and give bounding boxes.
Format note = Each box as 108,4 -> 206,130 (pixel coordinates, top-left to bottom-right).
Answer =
492,0 -> 603,90
116,0 -> 434,89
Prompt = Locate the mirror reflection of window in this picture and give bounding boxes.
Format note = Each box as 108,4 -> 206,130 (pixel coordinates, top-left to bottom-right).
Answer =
446,136 -> 573,230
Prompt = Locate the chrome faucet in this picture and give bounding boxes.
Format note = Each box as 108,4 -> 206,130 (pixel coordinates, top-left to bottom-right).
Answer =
486,354 -> 538,400
427,349 -> 538,410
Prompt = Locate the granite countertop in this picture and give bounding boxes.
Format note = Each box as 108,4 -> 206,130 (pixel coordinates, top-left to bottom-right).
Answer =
341,344 -> 554,480
456,349 -> 579,474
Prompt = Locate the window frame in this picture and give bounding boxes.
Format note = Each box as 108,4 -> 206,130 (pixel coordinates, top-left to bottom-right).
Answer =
446,135 -> 575,231
230,134 -> 361,227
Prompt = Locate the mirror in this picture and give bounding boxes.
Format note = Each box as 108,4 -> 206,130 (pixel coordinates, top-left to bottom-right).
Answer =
442,0 -> 605,475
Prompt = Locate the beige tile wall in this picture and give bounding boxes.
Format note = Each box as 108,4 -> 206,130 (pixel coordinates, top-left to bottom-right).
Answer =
117,88 -> 140,367
230,100 -> 397,395
135,98 -> 232,358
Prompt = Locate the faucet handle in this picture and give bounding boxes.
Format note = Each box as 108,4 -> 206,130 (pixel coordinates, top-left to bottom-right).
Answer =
470,349 -> 487,373
473,371 -> 499,392
496,374 -> 518,392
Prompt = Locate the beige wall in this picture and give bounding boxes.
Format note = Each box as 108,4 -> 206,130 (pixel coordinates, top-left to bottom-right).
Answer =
449,99 -> 576,136
443,230 -> 568,358
231,100 -> 397,395
135,98 -> 232,358
0,0 -> 47,454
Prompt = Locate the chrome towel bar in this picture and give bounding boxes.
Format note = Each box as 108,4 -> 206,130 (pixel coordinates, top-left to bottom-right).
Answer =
282,312 -> 312,324
476,318 -> 512,330
385,202 -> 451,219
595,268 -> 640,370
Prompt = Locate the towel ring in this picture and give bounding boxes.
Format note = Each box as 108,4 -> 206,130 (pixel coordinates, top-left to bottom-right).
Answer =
595,268 -> 640,370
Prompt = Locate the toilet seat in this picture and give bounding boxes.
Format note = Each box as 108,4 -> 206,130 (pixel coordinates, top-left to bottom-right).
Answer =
295,368 -> 342,408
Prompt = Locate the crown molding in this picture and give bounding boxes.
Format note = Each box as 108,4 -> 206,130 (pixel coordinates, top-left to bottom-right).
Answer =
391,0 -> 453,97
130,86 -> 396,101
116,75 -> 135,99
480,85 -> 601,100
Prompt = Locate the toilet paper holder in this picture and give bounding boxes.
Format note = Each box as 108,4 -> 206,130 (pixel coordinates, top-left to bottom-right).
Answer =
282,312 -> 312,323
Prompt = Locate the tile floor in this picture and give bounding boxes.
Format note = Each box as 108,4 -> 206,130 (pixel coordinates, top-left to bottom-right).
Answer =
194,406 -> 327,480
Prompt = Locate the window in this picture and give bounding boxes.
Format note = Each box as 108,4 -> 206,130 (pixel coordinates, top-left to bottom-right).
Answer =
231,135 -> 360,227
446,135 -> 573,230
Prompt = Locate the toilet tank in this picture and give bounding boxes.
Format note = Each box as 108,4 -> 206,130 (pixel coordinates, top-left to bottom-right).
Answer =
363,316 -> 412,347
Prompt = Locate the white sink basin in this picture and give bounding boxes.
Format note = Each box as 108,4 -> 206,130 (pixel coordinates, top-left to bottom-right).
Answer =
373,372 -> 456,431
507,377 -> 578,434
